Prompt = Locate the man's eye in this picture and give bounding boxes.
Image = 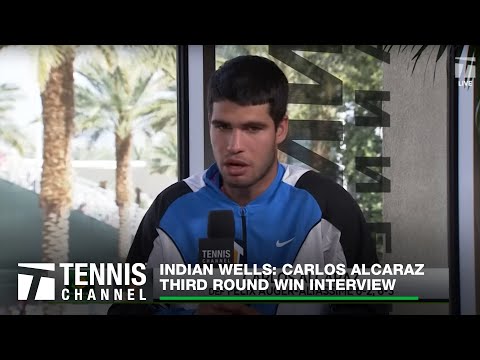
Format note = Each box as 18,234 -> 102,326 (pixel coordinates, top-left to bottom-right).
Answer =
247,127 -> 261,132
215,124 -> 229,130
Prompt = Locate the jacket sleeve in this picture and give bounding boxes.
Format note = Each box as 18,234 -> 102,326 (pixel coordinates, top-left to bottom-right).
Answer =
295,171 -> 390,315
108,182 -> 196,315
295,171 -> 378,268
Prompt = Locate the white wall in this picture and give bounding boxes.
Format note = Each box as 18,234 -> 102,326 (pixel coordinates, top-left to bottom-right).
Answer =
383,46 -> 449,314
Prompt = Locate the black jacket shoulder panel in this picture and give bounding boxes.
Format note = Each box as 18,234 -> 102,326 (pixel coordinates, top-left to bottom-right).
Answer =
295,171 -> 378,267
125,181 -> 193,264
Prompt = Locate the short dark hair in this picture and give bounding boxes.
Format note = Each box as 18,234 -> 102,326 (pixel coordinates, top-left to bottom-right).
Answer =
207,55 -> 289,128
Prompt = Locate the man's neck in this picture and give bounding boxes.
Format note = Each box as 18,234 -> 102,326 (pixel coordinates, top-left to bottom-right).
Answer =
220,161 -> 278,206
220,186 -> 254,207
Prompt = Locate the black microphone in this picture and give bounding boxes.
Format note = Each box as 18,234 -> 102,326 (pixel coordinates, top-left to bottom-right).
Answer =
198,210 -> 235,267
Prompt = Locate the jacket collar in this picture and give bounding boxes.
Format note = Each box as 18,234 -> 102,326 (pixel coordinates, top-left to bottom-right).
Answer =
202,162 -> 286,206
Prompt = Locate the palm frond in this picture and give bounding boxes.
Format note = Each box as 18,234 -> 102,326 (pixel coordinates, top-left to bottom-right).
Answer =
76,68 -> 110,98
385,45 -> 469,70
132,99 -> 176,120
75,47 -> 178,161
436,45 -> 448,62
113,66 -> 130,98
0,123 -> 30,155
385,45 -> 393,53
130,73 -> 154,106
34,46 -> 75,92
74,110 -> 110,133
133,145 -> 144,160
150,139 -> 178,176
0,83 -> 30,155
0,83 -> 21,108
87,127 -> 107,147
411,45 -> 429,74
384,45 -> 459,81
98,45 -> 118,69
138,45 -> 177,82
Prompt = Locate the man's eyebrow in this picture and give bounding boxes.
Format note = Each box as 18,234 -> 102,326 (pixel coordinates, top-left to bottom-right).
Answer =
211,119 -> 228,125
211,119 -> 266,126
241,121 -> 266,127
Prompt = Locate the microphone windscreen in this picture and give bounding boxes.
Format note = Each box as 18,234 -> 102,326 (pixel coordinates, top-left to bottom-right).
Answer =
207,210 -> 235,239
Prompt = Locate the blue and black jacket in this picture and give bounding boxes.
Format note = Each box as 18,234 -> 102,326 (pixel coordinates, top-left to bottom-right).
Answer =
109,162 -> 378,315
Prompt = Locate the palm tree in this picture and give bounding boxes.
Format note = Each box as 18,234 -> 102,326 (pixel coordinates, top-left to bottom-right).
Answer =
1,45 -> 118,265
0,83 -> 31,156
150,125 -> 177,177
0,45 -> 80,315
0,45 -> 77,315
1,45 -> 78,264
74,45 -> 177,260
35,46 -> 76,264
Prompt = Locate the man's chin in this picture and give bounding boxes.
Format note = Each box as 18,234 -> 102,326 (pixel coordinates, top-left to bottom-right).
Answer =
223,176 -> 252,189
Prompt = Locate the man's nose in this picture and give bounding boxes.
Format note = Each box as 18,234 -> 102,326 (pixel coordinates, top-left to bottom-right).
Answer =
227,129 -> 243,152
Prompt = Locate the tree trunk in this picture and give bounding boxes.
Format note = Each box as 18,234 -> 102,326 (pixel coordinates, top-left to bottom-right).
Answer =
40,50 -> 75,264
115,132 -> 132,260
118,204 -> 131,261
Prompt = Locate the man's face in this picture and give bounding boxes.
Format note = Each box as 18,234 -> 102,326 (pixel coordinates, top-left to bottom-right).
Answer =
210,100 -> 288,192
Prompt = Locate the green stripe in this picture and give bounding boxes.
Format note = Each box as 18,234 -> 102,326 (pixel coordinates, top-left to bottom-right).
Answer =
159,296 -> 418,301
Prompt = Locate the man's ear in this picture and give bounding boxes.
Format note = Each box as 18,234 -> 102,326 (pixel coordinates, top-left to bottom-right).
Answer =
276,116 -> 289,145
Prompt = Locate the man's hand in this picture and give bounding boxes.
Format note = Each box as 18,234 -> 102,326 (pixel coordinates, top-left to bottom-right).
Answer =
195,303 -> 260,315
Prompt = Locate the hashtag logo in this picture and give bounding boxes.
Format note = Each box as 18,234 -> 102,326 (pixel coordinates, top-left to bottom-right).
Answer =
18,263 -> 55,300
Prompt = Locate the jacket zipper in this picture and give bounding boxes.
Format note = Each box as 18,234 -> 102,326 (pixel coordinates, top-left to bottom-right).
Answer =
240,207 -> 247,264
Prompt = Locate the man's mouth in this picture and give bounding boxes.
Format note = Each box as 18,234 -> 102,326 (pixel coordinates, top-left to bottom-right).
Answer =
224,160 -> 249,176
225,160 -> 248,167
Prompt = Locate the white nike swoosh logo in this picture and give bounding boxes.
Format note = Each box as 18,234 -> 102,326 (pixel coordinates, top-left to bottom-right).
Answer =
276,237 -> 295,248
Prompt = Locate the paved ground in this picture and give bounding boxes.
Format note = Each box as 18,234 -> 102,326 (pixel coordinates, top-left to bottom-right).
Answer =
0,179 -> 120,313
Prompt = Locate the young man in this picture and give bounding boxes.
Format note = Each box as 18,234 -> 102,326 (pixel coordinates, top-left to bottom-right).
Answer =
108,55 -> 379,315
